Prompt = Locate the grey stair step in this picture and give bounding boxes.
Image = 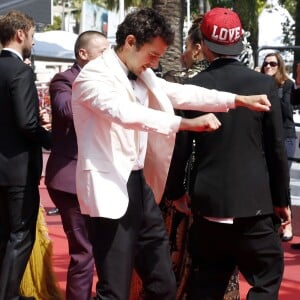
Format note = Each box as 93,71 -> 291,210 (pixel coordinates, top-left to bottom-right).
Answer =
291,196 -> 300,206
290,169 -> 300,178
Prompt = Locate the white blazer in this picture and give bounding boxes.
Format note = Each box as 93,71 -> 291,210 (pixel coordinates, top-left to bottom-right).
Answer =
72,48 -> 236,219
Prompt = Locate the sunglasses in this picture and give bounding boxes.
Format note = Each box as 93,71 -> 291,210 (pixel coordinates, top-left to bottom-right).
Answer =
263,61 -> 278,67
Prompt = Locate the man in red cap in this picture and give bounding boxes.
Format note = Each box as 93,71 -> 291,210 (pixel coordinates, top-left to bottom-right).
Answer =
166,7 -> 290,300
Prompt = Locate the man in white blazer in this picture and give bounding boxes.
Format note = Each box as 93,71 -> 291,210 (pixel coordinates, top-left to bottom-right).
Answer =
72,8 -> 271,300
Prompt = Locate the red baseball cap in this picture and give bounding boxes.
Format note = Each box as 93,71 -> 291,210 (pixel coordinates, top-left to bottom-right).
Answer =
200,7 -> 243,55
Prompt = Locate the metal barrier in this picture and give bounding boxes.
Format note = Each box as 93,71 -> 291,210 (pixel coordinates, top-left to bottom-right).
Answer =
289,122 -> 300,163
255,45 -> 300,67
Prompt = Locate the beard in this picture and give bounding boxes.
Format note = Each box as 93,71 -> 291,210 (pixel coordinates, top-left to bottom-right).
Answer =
22,47 -> 32,60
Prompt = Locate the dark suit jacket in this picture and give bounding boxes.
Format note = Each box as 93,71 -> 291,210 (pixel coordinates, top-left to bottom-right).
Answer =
167,58 -> 290,218
278,79 -> 296,138
0,50 -> 51,186
45,63 -> 80,194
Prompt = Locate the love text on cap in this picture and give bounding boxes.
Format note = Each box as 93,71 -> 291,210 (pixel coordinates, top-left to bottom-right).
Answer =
211,25 -> 242,43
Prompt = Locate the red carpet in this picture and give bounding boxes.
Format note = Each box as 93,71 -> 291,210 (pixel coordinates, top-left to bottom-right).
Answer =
39,180 -> 300,300
239,237 -> 300,300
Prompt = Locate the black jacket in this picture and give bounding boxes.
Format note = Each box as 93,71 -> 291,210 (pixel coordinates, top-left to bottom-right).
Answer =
278,79 -> 296,138
0,50 -> 51,185
166,58 -> 290,218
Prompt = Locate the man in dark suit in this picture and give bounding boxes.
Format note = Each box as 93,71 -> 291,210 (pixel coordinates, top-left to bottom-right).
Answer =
45,30 -> 109,300
0,10 -> 51,300
166,8 -> 290,300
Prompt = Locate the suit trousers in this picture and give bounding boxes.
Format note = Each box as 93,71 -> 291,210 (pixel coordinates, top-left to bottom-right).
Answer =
86,170 -> 176,300
47,188 -> 94,300
187,215 -> 284,300
0,184 -> 39,300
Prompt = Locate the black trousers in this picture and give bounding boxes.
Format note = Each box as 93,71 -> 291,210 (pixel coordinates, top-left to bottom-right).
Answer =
187,215 -> 284,300
0,184 -> 40,300
86,170 -> 176,300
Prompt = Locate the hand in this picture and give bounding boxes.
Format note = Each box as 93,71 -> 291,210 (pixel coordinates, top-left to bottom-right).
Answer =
170,193 -> 191,216
274,206 -> 291,228
39,108 -> 51,131
235,94 -> 271,112
180,113 -> 221,132
23,58 -> 32,66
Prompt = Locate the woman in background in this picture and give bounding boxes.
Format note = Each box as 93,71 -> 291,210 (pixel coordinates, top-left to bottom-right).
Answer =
163,16 -> 209,84
20,207 -> 63,300
261,52 -> 296,242
162,17 -> 210,299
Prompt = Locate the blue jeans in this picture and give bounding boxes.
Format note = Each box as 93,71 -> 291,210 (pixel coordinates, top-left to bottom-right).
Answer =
285,137 -> 296,208
285,137 -> 297,170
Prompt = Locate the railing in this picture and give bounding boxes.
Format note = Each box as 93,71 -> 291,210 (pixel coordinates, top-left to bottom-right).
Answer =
255,45 -> 300,67
289,122 -> 300,163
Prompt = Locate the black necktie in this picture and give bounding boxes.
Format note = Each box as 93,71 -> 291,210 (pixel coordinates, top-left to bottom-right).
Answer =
127,71 -> 137,81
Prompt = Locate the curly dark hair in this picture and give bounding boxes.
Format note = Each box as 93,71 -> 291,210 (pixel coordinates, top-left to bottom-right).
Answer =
0,10 -> 34,46
115,8 -> 174,51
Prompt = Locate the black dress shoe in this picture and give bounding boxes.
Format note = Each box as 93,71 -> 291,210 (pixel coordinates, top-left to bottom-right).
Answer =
47,207 -> 59,216
291,243 -> 300,250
